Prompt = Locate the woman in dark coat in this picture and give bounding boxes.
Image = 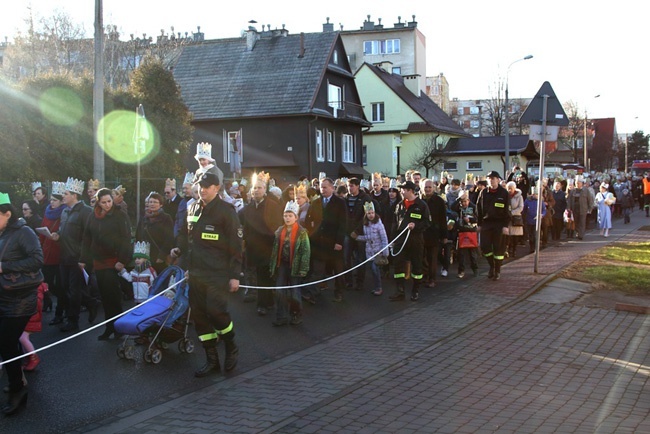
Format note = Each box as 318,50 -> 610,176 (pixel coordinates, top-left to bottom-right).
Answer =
80,189 -> 132,340
135,192 -> 174,274
21,200 -> 42,232
0,194 -> 44,415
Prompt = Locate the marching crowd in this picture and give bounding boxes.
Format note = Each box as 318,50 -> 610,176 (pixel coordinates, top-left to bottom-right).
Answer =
2,140 -> 650,416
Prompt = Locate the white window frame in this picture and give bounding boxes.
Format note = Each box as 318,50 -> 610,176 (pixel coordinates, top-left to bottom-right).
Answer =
342,134 -> 354,163
391,66 -> 401,75
470,120 -> 480,128
443,161 -> 458,172
316,129 -> 324,162
326,131 -> 335,162
223,129 -> 243,164
457,107 -> 464,116
467,161 -> 483,171
362,145 -> 367,166
469,106 -> 480,115
371,102 -> 385,123
328,83 -> 343,110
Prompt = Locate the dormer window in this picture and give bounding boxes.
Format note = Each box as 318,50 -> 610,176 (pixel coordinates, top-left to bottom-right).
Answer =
333,49 -> 339,65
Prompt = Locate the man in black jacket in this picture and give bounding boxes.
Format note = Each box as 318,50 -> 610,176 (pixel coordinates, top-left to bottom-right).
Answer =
51,178 -> 97,332
389,181 -> 431,302
421,179 -> 447,288
476,171 -> 511,280
305,178 -> 346,302
172,172 -> 243,377
343,178 -> 374,291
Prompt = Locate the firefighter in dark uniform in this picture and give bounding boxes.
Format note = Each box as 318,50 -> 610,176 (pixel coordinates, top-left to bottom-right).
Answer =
171,172 -> 243,377
476,170 -> 510,280
388,181 -> 431,302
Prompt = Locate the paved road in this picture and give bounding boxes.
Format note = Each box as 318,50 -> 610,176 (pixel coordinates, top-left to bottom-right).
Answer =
4,213 -> 649,432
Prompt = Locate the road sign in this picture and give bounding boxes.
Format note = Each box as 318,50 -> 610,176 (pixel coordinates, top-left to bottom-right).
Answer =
519,81 -> 569,126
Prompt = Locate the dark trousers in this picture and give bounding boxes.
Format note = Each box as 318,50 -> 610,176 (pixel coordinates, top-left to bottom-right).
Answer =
0,316 -> 30,392
394,234 -> 424,288
254,265 -> 274,309
457,247 -> 478,273
479,223 -> 507,261
43,264 -> 65,317
188,274 -> 232,343
423,240 -> 440,283
309,249 -> 344,299
551,217 -> 564,240
95,268 -> 123,333
60,264 -> 93,323
343,236 -> 366,287
274,262 -> 302,321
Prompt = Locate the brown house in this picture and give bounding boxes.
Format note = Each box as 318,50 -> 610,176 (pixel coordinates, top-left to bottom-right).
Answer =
172,27 -> 370,185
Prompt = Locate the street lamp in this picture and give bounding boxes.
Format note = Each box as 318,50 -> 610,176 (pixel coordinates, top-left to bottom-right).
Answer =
625,116 -> 639,174
582,94 -> 600,172
504,55 -> 533,176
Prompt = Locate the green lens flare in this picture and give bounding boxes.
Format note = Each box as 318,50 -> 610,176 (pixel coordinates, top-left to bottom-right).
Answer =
98,110 -> 158,164
39,87 -> 84,126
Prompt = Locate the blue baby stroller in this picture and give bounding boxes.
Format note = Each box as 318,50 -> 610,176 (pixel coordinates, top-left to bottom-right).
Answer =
115,265 -> 194,364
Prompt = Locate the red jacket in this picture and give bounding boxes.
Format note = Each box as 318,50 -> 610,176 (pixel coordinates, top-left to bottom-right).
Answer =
40,215 -> 61,266
24,283 -> 47,333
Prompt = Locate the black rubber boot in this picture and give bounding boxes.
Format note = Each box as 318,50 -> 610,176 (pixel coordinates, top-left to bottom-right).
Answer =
410,280 -> 420,301
2,386 -> 28,416
389,284 -> 405,301
195,343 -> 220,377
493,259 -> 502,281
222,331 -> 239,372
486,256 -> 495,279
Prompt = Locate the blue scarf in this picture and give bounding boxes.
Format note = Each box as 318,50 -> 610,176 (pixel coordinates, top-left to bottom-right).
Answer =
45,204 -> 65,221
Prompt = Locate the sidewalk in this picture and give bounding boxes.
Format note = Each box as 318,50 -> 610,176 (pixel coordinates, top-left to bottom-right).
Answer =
83,214 -> 650,433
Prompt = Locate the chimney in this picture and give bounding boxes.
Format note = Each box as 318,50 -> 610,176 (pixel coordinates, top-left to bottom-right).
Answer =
407,15 -> 417,28
375,18 -> 383,30
246,26 -> 259,51
362,15 -> 374,31
272,24 -> 289,38
298,32 -> 305,58
323,17 -> 334,33
404,74 -> 421,97
394,16 -> 405,29
373,61 -> 393,73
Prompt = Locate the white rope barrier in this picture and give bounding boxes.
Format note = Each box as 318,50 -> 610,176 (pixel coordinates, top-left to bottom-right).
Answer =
0,225 -> 414,365
241,225 -> 411,290
0,277 -> 187,367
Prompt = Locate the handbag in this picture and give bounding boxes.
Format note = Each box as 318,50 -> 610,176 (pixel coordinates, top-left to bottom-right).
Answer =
457,231 -> 478,249
0,231 -> 44,291
373,255 -> 389,266
511,214 -> 524,227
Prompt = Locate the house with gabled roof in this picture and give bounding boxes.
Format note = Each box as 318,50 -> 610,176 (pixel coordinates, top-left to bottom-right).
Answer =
354,62 -> 470,177
172,27 -> 370,185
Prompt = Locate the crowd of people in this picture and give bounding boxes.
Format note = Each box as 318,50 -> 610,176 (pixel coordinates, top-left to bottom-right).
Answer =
2,140 -> 649,415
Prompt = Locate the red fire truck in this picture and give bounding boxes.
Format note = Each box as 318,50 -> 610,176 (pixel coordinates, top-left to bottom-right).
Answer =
631,160 -> 650,177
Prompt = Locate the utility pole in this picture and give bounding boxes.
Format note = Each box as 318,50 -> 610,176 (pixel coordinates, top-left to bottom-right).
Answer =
93,0 -> 105,183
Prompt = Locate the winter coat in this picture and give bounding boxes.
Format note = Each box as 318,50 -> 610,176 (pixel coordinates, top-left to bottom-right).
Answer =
523,197 -> 546,226
40,208 -> 62,266
508,190 -> 524,236
81,207 -> 132,270
24,282 -> 47,333
120,266 -> 157,302
269,224 -> 310,277
0,220 -> 44,318
552,189 -> 567,220
356,218 -> 389,260
136,211 -> 174,265
58,201 -> 93,265
240,197 -> 283,266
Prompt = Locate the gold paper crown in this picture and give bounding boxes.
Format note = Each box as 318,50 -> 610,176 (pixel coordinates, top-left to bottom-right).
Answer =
296,182 -> 308,198
65,177 -> 85,195
88,179 -> 101,190
257,171 -> 270,184
283,200 -> 300,216
318,172 -> 327,181
0,192 -> 10,205
183,172 -> 194,186
133,241 -> 151,259
372,172 -> 382,181
195,142 -> 213,161
360,179 -> 370,190
31,182 -> 42,192
112,184 -> 126,195
363,201 -> 375,213
51,181 -> 66,196
165,178 -> 177,190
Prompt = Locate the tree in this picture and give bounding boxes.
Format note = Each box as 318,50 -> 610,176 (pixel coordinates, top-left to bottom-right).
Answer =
560,100 -> 585,164
617,131 -> 649,171
408,133 -> 446,178
482,80 -> 506,137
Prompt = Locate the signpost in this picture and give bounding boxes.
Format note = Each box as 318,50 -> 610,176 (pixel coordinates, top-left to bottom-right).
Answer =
520,82 -> 569,273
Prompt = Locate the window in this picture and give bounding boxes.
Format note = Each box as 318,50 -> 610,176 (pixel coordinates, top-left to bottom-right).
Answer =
342,134 -> 354,163
333,49 -> 339,65
470,120 -> 480,128
392,67 -> 401,75
371,102 -> 385,123
443,161 -> 458,171
326,131 -> 335,162
328,83 -> 343,110
362,145 -> 367,166
457,107 -> 463,116
223,129 -> 243,164
469,106 -> 480,115
363,39 -> 400,55
467,161 -> 483,171
316,129 -> 324,162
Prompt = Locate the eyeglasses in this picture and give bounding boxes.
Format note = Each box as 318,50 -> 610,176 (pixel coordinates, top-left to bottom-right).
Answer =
22,208 -> 30,211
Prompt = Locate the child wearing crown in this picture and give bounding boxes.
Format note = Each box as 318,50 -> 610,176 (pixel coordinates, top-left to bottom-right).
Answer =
119,242 -> 157,303
268,200 -> 310,326
351,201 -> 389,296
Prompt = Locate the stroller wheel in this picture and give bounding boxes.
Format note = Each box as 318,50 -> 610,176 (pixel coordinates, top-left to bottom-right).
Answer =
144,350 -> 152,363
117,347 -> 126,359
160,341 -> 169,350
125,346 -> 135,360
183,339 -> 194,354
151,349 -> 163,364
178,340 -> 186,353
